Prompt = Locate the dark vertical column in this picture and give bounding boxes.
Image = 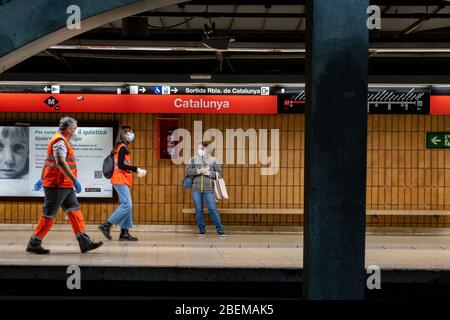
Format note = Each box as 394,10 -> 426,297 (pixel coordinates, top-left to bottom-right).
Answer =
303,0 -> 369,299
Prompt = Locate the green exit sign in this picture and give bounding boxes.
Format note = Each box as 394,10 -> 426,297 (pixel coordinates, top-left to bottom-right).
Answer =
426,132 -> 450,149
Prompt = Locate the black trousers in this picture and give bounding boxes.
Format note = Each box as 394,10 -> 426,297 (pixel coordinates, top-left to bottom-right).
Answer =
42,187 -> 80,217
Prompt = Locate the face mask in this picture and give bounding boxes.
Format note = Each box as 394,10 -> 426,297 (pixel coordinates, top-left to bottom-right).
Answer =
197,149 -> 205,157
127,132 -> 135,142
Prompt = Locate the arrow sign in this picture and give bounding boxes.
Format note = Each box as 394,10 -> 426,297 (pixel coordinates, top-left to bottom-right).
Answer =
51,85 -> 60,94
43,86 -> 51,93
171,87 -> 178,94
139,87 -> 146,93
431,136 -> 441,145
426,132 -> 450,149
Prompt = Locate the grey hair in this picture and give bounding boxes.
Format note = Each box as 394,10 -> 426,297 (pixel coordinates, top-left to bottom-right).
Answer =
58,117 -> 77,131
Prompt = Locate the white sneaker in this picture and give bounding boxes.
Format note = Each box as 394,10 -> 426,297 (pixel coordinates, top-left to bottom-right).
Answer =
197,231 -> 206,238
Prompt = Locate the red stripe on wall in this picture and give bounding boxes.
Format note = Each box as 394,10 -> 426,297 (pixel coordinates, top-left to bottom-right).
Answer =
430,95 -> 450,115
0,93 -> 278,114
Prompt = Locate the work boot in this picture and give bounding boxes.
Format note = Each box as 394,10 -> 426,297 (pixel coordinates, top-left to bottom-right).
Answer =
26,237 -> 50,254
77,233 -> 103,253
119,228 -> 138,241
98,221 -> 112,240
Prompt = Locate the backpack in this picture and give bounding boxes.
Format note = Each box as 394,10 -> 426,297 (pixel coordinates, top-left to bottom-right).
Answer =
102,153 -> 115,179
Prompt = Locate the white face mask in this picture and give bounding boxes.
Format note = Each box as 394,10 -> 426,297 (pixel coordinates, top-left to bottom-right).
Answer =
197,149 -> 205,157
126,132 -> 135,142
70,127 -> 78,137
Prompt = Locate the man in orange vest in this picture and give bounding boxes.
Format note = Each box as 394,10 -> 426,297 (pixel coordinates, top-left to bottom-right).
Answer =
26,117 -> 103,254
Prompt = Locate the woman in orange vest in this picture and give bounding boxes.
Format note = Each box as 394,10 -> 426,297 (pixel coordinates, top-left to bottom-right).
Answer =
98,126 -> 146,241
26,117 -> 103,254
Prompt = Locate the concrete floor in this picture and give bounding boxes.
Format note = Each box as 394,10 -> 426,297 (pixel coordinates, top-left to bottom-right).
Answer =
1,228 -> 450,270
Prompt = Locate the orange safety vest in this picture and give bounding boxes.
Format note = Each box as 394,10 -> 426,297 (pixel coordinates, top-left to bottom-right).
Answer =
42,133 -> 77,188
111,143 -> 133,186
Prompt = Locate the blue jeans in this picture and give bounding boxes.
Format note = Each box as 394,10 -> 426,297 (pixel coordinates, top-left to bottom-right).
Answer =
191,191 -> 224,233
108,184 -> 133,229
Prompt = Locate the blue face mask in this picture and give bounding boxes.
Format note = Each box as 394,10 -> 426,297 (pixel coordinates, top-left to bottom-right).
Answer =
127,132 -> 135,142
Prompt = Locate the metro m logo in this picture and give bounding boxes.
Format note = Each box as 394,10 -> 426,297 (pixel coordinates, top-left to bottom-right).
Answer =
44,96 -> 60,110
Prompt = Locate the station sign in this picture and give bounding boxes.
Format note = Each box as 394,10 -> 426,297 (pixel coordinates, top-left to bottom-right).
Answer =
367,87 -> 429,114
0,93 -> 278,114
149,85 -> 271,96
275,87 -> 305,114
276,87 -> 430,114
0,83 -> 442,114
0,84 -> 128,94
0,84 -> 272,96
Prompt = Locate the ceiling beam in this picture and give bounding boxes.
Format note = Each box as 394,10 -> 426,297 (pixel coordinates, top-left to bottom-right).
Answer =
400,5 -> 446,36
135,11 -> 450,19
137,11 -> 305,18
186,0 -> 449,5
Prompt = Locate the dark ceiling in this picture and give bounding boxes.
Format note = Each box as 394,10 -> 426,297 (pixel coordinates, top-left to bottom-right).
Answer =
4,0 -> 450,77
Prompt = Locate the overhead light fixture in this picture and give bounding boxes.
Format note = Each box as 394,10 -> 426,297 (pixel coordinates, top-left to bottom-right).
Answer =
189,74 -> 212,80
48,44 -> 450,54
201,17 -> 235,50
49,44 -> 302,53
202,36 -> 235,51
370,48 -> 450,53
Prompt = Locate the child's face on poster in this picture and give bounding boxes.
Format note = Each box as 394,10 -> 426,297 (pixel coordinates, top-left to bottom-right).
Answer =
0,128 -> 29,179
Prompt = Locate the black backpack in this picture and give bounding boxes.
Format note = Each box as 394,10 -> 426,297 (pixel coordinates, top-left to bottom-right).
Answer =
102,153 -> 115,179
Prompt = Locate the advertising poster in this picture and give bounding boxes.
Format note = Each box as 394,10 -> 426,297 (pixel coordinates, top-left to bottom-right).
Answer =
0,125 -> 113,198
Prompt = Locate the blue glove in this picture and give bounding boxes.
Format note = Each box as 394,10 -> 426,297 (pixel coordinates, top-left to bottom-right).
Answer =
33,178 -> 43,191
74,180 -> 82,194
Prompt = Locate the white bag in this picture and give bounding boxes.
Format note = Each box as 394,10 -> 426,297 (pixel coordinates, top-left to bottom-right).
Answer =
214,172 -> 229,200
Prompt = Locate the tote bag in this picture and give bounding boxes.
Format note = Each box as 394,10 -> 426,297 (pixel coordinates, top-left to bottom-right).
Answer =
214,172 -> 229,200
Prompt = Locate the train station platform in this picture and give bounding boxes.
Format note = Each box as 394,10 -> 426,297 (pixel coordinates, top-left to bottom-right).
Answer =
2,226 -> 450,270
1,226 -> 450,299
3,226 -> 450,270
0,227 -> 301,269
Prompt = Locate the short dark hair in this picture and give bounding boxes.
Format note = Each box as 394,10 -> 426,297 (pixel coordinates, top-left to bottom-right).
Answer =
200,140 -> 211,148
58,117 -> 77,131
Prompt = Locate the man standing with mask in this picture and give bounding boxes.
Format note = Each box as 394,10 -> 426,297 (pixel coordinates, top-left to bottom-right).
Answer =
26,117 -> 103,254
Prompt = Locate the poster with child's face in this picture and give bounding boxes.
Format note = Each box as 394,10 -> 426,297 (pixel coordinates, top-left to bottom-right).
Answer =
0,125 -> 113,198
0,126 -> 29,180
